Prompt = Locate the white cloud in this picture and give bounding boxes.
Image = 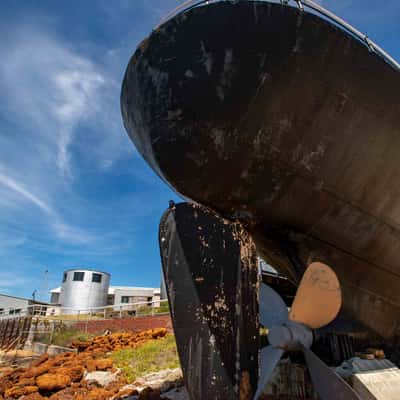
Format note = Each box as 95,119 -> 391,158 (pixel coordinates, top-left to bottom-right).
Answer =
0,29 -> 122,178
0,25 -> 136,252
0,3 -> 181,298
52,221 -> 95,245
0,171 -> 53,214
51,66 -> 106,173
0,168 -> 96,245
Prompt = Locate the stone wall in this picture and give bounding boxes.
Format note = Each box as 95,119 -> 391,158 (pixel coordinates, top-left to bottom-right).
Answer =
73,314 -> 172,334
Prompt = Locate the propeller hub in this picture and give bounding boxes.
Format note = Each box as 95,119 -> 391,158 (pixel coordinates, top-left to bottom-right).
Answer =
269,321 -> 313,350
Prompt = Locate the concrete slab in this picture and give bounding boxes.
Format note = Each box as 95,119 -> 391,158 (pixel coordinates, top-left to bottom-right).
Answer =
350,359 -> 400,400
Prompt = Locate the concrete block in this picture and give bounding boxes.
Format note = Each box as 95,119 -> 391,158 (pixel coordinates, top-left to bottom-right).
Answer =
47,345 -> 77,356
32,342 -> 48,355
350,359 -> 400,400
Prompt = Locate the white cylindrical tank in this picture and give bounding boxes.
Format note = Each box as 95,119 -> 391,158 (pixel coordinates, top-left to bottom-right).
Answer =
59,269 -> 110,314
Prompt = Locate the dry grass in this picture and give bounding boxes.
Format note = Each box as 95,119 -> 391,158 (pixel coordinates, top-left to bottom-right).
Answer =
34,326 -> 95,347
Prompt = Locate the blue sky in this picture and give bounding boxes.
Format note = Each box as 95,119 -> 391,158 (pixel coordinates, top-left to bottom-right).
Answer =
0,0 -> 399,300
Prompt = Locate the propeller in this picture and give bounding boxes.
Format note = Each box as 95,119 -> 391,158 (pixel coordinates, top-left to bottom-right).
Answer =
255,262 -> 361,400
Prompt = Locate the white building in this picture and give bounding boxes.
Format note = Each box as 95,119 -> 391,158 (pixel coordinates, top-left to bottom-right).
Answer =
0,294 -> 49,317
50,285 -> 161,311
107,286 -> 161,307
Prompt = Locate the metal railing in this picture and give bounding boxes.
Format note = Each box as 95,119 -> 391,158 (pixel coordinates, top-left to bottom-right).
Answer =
157,0 -> 400,72
0,298 -> 170,321
0,305 -> 48,319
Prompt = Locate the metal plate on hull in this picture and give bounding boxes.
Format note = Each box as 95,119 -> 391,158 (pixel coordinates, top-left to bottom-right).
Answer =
121,1 -> 400,342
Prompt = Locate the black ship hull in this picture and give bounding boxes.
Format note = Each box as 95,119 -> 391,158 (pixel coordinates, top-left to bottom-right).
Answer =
121,1 -> 400,346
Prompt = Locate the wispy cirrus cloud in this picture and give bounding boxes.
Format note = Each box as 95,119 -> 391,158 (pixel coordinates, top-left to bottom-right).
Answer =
0,26 -> 127,254
0,171 -> 53,214
0,30 -> 117,177
0,167 -> 94,245
51,67 -> 106,174
0,18 -> 174,294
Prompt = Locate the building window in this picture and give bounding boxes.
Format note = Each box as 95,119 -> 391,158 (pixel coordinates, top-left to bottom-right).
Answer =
92,273 -> 102,283
147,297 -> 153,306
62,273 -> 67,283
73,272 -> 85,281
121,296 -> 130,304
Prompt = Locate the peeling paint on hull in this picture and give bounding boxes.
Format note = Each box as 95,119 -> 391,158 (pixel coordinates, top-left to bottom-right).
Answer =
121,2 -> 400,345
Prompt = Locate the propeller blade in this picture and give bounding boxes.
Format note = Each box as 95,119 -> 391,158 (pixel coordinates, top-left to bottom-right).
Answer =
259,283 -> 288,328
289,262 -> 341,329
301,345 -> 361,400
254,346 -> 284,400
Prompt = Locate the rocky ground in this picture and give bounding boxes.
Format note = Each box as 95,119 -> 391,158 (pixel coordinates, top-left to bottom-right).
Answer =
0,329 -> 187,400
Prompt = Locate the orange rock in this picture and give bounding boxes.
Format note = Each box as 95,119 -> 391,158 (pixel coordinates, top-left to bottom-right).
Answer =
151,329 -> 167,339
4,385 -> 38,398
74,393 -> 90,400
0,367 -> 14,378
54,352 -> 76,362
19,393 -> 45,400
21,364 -> 50,378
58,360 -> 81,370
36,373 -> 71,391
9,369 -> 25,383
71,341 -> 91,352
48,387 -> 87,400
114,387 -> 138,399
30,354 -> 49,368
112,376 -> 127,388
58,365 -> 84,382
71,329 -> 169,353
85,359 -> 97,372
79,380 -> 89,389
0,379 -> 11,395
86,358 -> 113,372
17,377 -> 36,386
86,387 -> 112,400
95,359 -> 113,371
104,377 -> 128,394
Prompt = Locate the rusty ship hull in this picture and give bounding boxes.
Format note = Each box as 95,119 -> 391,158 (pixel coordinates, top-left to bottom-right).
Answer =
121,1 -> 400,345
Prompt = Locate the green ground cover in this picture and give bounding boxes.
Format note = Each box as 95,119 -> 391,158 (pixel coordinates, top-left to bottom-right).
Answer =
111,334 -> 180,382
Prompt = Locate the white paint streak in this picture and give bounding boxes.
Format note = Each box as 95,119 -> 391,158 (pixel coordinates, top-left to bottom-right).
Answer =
200,42 -> 213,75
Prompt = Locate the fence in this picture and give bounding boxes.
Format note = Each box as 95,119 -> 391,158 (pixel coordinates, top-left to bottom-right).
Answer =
0,317 -> 32,351
0,298 -> 170,321
0,299 -> 171,351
